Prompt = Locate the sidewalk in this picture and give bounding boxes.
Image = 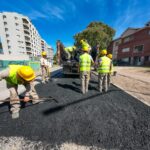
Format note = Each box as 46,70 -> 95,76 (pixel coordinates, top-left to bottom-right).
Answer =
0,66 -> 62,102
92,67 -> 150,106
114,66 -> 150,83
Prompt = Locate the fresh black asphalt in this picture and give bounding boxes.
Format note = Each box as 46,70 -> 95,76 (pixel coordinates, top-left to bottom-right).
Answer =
0,72 -> 149,150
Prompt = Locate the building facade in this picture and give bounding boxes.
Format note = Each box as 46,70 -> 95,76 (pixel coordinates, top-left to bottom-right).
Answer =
41,39 -> 53,64
0,12 -> 53,60
109,24 -> 150,66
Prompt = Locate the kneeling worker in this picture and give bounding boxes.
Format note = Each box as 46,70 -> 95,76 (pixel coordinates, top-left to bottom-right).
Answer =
0,65 -> 39,119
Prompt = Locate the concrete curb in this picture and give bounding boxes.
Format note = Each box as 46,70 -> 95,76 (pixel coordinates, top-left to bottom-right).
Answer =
91,71 -> 150,106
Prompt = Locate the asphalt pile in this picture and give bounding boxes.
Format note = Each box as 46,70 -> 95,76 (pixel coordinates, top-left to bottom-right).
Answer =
0,73 -> 149,150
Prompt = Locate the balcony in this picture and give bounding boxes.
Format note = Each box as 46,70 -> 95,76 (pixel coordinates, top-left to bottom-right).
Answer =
25,36 -> 31,42
22,18 -> 29,24
26,47 -> 32,54
26,43 -> 31,47
24,34 -> 31,40
23,24 -> 29,29
25,41 -> 31,45
24,30 -> 30,35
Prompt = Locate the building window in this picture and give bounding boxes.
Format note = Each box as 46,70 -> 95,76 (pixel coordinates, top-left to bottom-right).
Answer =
8,45 -> 11,49
16,29 -> 20,31
123,36 -> 133,43
6,34 -> 9,37
4,22 -> 7,25
3,15 -> 6,19
122,47 -> 130,52
134,45 -> 144,52
14,17 -> 18,20
18,41 -> 23,44
17,35 -> 20,38
15,23 -> 19,26
5,28 -> 8,32
7,40 -> 10,44
144,56 -> 149,61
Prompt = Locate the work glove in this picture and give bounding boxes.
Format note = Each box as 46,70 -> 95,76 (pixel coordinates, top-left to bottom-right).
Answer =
24,96 -> 30,102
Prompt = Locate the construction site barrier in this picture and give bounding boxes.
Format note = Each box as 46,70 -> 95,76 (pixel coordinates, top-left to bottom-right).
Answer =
0,60 -> 40,71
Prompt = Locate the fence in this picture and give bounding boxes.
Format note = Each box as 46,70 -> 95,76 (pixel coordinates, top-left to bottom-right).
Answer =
0,60 -> 40,71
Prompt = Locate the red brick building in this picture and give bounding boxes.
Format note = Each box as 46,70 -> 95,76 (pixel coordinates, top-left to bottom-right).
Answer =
108,23 -> 150,66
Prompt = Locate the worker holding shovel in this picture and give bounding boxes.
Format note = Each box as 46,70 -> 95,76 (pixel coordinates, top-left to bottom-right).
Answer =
0,65 -> 40,119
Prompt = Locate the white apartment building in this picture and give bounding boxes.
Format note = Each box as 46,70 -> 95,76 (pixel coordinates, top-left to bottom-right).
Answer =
41,39 -> 53,63
0,12 -> 49,59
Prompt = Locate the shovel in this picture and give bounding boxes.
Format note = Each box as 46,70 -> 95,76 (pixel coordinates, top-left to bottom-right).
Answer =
0,96 -> 58,103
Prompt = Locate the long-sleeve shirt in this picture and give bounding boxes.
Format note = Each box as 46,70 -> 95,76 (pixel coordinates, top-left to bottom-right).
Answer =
0,68 -> 38,98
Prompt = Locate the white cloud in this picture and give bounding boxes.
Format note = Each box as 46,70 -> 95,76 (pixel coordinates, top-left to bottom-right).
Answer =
42,3 -> 65,21
27,10 -> 49,20
48,6 -> 64,21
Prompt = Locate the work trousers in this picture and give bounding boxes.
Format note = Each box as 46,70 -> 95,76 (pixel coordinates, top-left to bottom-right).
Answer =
98,73 -> 108,93
41,66 -> 49,82
80,71 -> 90,94
7,82 -> 38,114
107,73 -> 111,87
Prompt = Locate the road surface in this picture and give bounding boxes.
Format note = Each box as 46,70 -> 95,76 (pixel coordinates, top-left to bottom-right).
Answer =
0,70 -> 149,150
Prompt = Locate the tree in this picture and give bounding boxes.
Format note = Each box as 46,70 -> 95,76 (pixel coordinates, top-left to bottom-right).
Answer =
73,21 -> 115,50
53,53 -> 57,64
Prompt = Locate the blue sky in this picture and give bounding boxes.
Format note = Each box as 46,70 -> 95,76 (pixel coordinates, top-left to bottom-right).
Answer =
1,0 -> 150,53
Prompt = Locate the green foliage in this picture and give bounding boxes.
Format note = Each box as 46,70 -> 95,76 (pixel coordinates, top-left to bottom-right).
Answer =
53,53 -> 58,64
74,21 -> 115,50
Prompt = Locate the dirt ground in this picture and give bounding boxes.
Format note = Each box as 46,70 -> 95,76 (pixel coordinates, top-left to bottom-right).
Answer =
112,66 -> 150,106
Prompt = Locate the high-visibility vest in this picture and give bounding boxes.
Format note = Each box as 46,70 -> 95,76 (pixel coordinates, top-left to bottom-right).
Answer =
79,53 -> 91,71
64,47 -> 74,52
6,65 -> 22,85
98,56 -> 111,73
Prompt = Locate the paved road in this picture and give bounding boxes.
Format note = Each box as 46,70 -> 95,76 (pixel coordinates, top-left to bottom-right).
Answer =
0,71 -> 149,150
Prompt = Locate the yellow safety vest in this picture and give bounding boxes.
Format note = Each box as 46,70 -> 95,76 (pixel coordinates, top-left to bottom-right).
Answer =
79,53 -> 91,71
64,47 -> 74,52
6,65 -> 22,85
98,56 -> 111,73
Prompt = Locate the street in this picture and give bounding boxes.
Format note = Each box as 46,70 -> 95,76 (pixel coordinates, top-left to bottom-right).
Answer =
0,70 -> 149,150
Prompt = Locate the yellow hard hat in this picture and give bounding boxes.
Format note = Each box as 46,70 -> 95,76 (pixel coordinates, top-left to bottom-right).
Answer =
73,46 -> 76,49
82,46 -> 89,52
107,54 -> 113,59
17,66 -> 35,81
80,39 -> 85,43
41,51 -> 47,56
100,49 -> 107,55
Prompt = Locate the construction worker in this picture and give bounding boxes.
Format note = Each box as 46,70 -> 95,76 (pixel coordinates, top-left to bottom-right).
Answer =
0,65 -> 39,119
40,51 -> 50,83
64,46 -> 76,60
80,39 -> 91,52
79,46 -> 94,94
97,49 -> 111,93
107,53 -> 113,87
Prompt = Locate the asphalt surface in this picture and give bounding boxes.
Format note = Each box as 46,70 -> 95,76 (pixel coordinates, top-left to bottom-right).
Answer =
0,71 -> 149,150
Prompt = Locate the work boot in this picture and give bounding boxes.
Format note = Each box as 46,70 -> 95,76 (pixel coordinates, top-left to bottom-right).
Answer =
42,80 -> 46,84
12,112 -> 19,119
46,78 -> 49,83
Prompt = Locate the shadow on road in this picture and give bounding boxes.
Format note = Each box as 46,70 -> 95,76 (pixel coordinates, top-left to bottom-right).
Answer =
43,93 -> 103,115
57,83 -> 81,93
